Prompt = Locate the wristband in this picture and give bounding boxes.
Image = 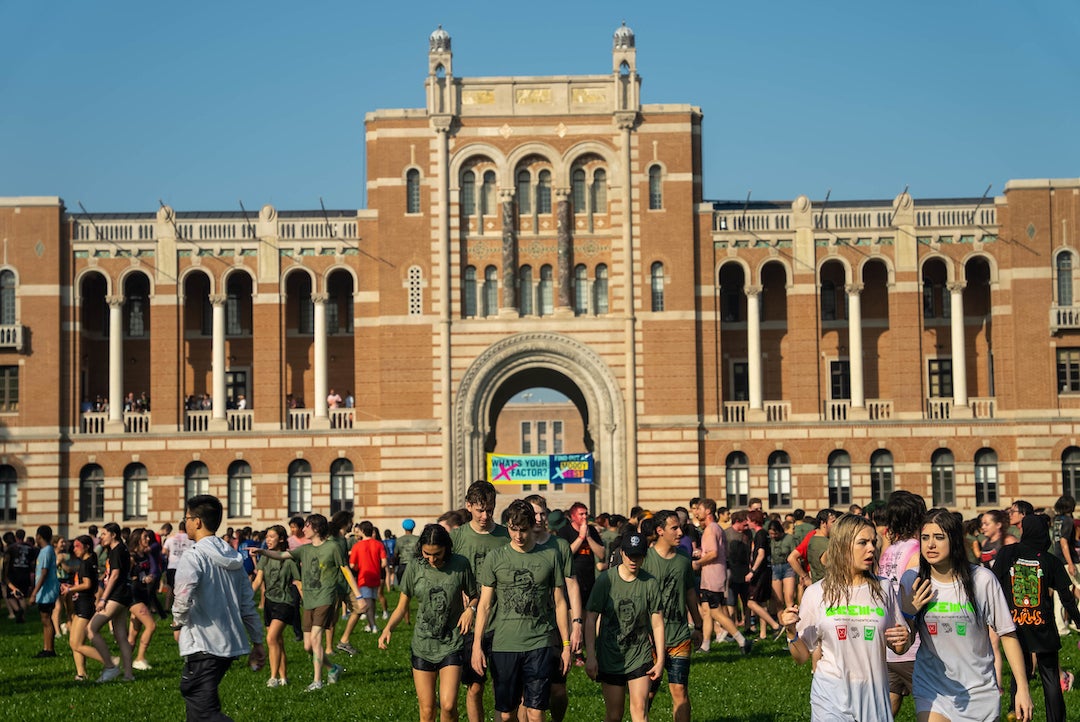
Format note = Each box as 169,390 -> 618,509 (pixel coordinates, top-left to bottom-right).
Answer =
786,633 -> 799,645
562,640 -> 570,647
901,611 -> 916,621
572,617 -> 583,624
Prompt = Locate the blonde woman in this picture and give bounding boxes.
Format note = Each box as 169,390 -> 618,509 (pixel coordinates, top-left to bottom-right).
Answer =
780,514 -> 932,721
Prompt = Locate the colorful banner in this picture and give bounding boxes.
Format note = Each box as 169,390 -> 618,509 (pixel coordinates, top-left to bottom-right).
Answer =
487,453 -> 593,485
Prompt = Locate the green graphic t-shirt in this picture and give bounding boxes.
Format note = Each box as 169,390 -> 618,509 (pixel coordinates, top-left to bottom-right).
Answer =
586,566 -> 661,674
396,534 -> 420,568
257,555 -> 300,605
641,546 -> 693,646
290,541 -> 345,610
479,543 -> 565,652
401,553 -> 477,664
451,523 -> 510,579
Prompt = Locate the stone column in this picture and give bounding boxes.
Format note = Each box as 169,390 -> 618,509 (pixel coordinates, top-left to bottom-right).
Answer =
616,113 -> 638,511
106,295 -> 125,429
846,283 -> 865,408
209,294 -> 227,426
433,119 -> 454,510
556,187 -> 573,313
745,286 -> 763,412
948,281 -> 968,408
500,189 -> 518,313
312,292 -> 329,427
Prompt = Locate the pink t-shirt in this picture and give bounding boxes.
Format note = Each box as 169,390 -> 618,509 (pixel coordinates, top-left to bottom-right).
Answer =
879,537 -> 921,662
700,521 -> 729,593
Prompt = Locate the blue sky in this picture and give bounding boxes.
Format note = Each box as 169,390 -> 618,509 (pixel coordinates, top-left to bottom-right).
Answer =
2,1 -> 1077,212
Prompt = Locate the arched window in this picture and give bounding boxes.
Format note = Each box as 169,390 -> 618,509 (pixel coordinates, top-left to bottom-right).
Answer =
726,452 -> 749,509
0,270 -> 14,326
516,170 -> 531,215
408,266 -> 423,316
572,169 -> 587,211
931,449 -> 955,507
79,464 -> 105,523
228,461 -> 252,518
481,170 -> 496,216
123,463 -> 148,521
483,266 -> 498,317
974,448 -> 998,506
288,460 -> 312,516
539,265 -> 554,316
519,265 -> 534,316
768,451 -> 791,508
537,170 -> 552,214
461,171 -> 476,216
574,264 -> 589,316
185,462 -> 209,502
591,169 -> 607,214
1058,252 -> 1074,307
1064,447 -> 1080,499
827,451 -> 851,507
406,169 -> 421,214
870,450 -> 894,501
594,264 -> 609,315
651,262 -> 665,312
330,458 -> 354,515
821,280 -> 837,321
0,465 -> 16,522
648,166 -> 662,210
463,266 -> 477,318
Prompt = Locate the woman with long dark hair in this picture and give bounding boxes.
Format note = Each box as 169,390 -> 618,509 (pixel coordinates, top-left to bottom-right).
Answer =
251,524 -> 299,687
74,522 -> 134,682
127,528 -> 159,670
781,514 -> 931,720
379,523 -> 477,722
62,535 -> 100,681
902,509 -> 1032,721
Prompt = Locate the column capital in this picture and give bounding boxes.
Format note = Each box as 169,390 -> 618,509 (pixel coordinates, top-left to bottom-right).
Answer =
498,188 -> 516,203
554,187 -> 571,199
946,281 -> 967,293
106,294 -> 125,308
845,283 -> 864,295
430,116 -> 454,133
743,284 -> 763,297
208,293 -> 227,307
311,292 -> 329,304
613,111 -> 638,131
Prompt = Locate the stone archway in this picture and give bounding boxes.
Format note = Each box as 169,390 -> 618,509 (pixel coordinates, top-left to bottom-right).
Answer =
453,332 -> 627,513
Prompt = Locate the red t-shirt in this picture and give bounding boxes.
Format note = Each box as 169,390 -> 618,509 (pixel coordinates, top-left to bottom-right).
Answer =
349,537 -> 386,588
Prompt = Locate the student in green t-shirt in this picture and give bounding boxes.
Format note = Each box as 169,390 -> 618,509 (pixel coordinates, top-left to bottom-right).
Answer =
253,514 -> 344,692
380,523 -> 477,722
472,500 -> 570,722
250,525 -> 300,688
585,531 -> 665,722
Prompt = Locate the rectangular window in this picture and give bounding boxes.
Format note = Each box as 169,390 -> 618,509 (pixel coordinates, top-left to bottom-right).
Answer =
537,421 -> 547,454
225,370 -> 248,409
553,421 -> 563,454
830,360 -> 851,400
0,366 -> 18,412
80,480 -> 104,522
521,421 -> 531,454
127,297 -> 146,337
726,468 -> 749,509
1058,349 -> 1080,393
870,467 -> 894,501
226,294 -> 242,335
229,476 -> 252,518
975,464 -> 998,506
828,466 -> 851,507
0,480 -> 16,522
768,466 -> 791,508
928,359 -> 953,399
932,467 -> 955,507
732,362 -> 749,402
298,295 -> 314,334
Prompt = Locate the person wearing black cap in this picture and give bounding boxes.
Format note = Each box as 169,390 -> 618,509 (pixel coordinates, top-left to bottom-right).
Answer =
993,513 -> 1080,722
584,531 -> 664,722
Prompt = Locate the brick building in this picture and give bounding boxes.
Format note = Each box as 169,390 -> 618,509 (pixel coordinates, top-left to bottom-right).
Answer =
1,24 -> 1079,536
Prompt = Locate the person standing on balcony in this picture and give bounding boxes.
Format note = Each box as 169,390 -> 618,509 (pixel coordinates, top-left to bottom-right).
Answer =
327,389 -> 342,409
235,395 -> 246,410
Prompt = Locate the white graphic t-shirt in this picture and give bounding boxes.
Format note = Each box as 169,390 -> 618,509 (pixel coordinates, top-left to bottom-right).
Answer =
798,578 -> 902,722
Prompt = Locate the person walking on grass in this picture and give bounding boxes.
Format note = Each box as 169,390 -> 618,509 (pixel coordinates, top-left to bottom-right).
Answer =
250,525 -> 299,688
252,513 -> 344,691
172,494 -> 265,721
380,523 -> 477,722
127,528 -> 160,670
63,535 -> 100,681
691,498 -> 750,653
30,525 -> 60,658
75,522 -> 134,683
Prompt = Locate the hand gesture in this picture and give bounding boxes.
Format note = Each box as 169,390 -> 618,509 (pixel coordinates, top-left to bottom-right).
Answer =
471,645 -> 487,677
584,655 -> 599,681
904,576 -> 934,616
1014,687 -> 1035,722
378,628 -> 391,650
647,658 -> 664,681
884,623 -> 909,653
778,605 -> 800,630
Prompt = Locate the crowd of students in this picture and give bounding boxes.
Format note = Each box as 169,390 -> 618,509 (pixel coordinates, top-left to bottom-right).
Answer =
5,488 -> 1080,721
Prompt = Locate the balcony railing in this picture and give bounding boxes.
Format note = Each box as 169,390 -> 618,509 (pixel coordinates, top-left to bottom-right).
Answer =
330,408 -> 354,430
81,411 -> 107,434
124,411 -> 151,433
185,411 -> 212,432
723,402 -> 748,424
764,401 -> 790,422
867,399 -> 893,420
287,409 -> 313,430
0,324 -> 25,352
823,400 -> 849,421
1051,305 -> 1080,332
925,398 -> 951,420
227,410 -> 254,431
971,397 -> 996,419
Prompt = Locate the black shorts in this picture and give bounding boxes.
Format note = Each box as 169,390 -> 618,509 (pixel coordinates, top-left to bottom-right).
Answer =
264,601 -> 296,626
548,645 -> 567,685
491,647 -> 554,713
598,661 -> 652,687
165,569 -> 177,588
461,630 -> 494,686
725,581 -> 749,607
9,574 -> 31,596
412,650 -> 464,672
749,571 -> 772,603
699,589 -> 725,609
37,601 -> 56,615
131,583 -> 155,608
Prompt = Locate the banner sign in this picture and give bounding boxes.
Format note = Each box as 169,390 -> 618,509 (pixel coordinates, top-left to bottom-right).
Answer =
487,453 -> 593,485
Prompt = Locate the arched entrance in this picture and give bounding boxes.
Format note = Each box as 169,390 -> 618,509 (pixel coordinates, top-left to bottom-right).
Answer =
453,332 -> 626,513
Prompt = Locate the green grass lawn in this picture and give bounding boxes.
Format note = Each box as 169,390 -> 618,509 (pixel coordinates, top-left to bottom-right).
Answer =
3,593 -> 1080,721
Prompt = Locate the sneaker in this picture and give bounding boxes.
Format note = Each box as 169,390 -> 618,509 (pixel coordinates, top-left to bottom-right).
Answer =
305,680 -> 324,692
278,678 -> 288,687
74,675 -> 88,682
97,666 -> 121,684
1062,671 -> 1075,692
336,642 -> 358,656
60,623 -> 69,636
266,677 -> 280,688
715,631 -> 729,644
132,659 -> 151,671
381,610 -> 388,620
327,664 -> 342,684
366,624 -> 379,633
741,637 -> 754,655
33,650 -> 57,658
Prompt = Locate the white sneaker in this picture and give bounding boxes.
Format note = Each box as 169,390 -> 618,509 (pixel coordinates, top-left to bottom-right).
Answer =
132,659 -> 151,671
97,667 -> 121,684
305,680 -> 324,692
266,677 -> 280,688
380,610 -> 388,620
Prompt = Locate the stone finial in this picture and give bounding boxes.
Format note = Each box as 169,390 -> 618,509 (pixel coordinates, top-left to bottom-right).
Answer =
430,25 -> 451,53
613,21 -> 635,49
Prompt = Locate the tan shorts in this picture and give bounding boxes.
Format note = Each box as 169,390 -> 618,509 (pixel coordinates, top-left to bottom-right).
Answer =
302,604 -> 335,632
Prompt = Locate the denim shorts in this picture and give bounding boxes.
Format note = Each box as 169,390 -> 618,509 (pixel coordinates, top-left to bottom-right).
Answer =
771,562 -> 795,580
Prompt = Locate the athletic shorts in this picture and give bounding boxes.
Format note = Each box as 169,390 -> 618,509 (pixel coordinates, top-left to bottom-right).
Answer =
888,660 -> 915,697
749,572 -> 772,604
598,661 -> 652,687
302,604 -> 335,632
9,574 -> 31,596
548,645 -> 568,685
651,639 -> 692,690
699,589 -> 725,609
725,581 -> 749,607
37,601 -> 56,615
461,630 -> 494,686
264,601 -> 296,626
165,568 -> 177,588
412,650 -> 464,672
491,647 -> 554,712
